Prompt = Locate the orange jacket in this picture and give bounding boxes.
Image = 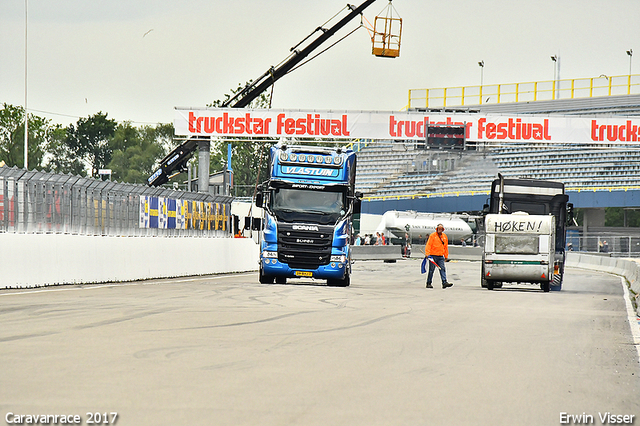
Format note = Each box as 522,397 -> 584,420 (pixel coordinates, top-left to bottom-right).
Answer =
425,231 -> 449,258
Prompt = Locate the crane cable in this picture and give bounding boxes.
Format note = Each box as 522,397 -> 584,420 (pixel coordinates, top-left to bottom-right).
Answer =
286,24 -> 365,76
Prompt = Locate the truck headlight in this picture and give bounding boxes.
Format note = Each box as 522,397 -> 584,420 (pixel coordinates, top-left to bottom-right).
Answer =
330,255 -> 346,263
262,251 -> 278,258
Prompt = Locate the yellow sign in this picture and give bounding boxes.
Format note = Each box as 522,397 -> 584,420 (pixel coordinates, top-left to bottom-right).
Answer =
294,271 -> 313,277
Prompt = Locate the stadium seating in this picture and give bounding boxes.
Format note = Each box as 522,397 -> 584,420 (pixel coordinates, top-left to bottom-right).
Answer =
355,142 -> 640,197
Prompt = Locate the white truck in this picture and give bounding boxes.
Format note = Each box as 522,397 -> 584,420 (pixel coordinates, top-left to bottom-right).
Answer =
482,212 -> 556,292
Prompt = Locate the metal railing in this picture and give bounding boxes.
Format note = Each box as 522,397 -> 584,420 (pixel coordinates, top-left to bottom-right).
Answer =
0,166 -> 233,237
408,74 -> 640,109
567,234 -> 640,257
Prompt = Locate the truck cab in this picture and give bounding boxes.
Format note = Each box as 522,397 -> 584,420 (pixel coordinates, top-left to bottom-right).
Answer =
255,144 -> 359,287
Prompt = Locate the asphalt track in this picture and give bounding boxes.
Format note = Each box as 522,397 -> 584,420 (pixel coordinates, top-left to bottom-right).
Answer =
1,259 -> 639,426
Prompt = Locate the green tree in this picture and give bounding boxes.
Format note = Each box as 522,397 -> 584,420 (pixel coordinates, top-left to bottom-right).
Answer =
65,112 -> 117,177
107,122 -> 168,184
43,124 -> 86,176
0,103 -> 48,169
605,207 -> 640,227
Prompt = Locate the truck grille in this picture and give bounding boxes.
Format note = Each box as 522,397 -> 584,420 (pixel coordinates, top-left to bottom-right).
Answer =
277,224 -> 333,269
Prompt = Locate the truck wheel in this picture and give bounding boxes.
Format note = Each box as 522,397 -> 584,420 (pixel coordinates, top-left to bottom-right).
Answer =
486,280 -> 494,290
328,274 -> 350,287
259,269 -> 275,284
275,277 -> 287,284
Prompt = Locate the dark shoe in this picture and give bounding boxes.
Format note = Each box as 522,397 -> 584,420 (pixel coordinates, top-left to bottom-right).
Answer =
426,282 -> 433,288
442,282 -> 453,289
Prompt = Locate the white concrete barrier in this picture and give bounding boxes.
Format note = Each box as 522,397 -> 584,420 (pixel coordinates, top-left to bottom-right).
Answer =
0,234 -> 259,289
567,252 -> 640,315
351,245 -> 402,261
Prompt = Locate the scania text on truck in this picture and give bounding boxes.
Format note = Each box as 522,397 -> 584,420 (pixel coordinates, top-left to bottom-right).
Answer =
254,144 -> 361,287
481,175 -> 572,291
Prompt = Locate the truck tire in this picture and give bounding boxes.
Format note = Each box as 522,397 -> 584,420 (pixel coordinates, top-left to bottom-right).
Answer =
328,274 -> 350,287
481,267 -> 487,288
542,281 -> 550,292
259,269 -> 275,284
486,280 -> 495,290
275,277 -> 287,284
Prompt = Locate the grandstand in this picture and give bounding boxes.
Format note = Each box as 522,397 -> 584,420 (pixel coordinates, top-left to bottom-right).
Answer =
356,93 -> 640,199
355,142 -> 497,196
356,141 -> 640,198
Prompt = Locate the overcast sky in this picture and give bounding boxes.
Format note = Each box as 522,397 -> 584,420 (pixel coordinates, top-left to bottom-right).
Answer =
1,0 -> 638,127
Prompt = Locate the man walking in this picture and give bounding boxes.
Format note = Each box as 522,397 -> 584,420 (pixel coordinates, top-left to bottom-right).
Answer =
424,223 -> 453,289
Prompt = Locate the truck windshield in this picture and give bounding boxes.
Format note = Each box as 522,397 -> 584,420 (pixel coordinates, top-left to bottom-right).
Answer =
270,187 -> 345,224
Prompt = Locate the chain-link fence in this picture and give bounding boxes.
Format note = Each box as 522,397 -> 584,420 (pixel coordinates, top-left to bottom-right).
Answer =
0,166 -> 233,237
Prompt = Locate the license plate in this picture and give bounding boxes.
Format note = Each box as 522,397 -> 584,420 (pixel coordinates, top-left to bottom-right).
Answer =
295,271 -> 313,277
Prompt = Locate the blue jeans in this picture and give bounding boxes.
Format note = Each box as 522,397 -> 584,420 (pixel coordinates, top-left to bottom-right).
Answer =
426,255 -> 447,284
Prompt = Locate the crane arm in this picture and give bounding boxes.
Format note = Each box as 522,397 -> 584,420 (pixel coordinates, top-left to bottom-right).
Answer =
223,0 -> 378,109
148,0 -> 379,187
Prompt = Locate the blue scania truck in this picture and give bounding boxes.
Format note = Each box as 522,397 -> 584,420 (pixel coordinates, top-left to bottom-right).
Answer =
254,144 -> 361,287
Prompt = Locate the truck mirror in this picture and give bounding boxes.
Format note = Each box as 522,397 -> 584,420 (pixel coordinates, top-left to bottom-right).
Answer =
251,218 -> 262,231
353,198 -> 362,216
255,192 -> 263,208
482,203 -> 489,214
233,215 -> 240,235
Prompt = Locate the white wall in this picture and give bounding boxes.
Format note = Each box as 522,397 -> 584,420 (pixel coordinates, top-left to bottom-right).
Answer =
0,234 -> 259,289
567,252 -> 640,316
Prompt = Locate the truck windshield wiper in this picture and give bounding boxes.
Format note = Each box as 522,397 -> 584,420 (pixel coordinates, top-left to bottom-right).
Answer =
305,209 -> 334,215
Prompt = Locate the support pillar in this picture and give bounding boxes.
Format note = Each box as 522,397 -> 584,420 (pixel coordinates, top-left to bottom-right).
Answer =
197,138 -> 211,194
582,208 -> 605,235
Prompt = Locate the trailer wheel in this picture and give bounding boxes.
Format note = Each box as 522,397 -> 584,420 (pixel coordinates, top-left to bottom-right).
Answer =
486,280 -> 495,290
542,281 -> 550,292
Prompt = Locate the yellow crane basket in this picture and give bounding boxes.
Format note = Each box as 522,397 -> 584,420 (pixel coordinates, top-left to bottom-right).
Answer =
371,1 -> 402,58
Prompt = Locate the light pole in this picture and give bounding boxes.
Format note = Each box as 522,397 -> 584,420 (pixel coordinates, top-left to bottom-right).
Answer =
24,0 -> 28,169
478,60 -> 484,104
627,49 -> 633,75
551,55 -> 559,99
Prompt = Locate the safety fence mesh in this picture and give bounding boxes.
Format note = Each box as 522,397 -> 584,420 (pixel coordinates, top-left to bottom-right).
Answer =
0,166 -> 233,237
